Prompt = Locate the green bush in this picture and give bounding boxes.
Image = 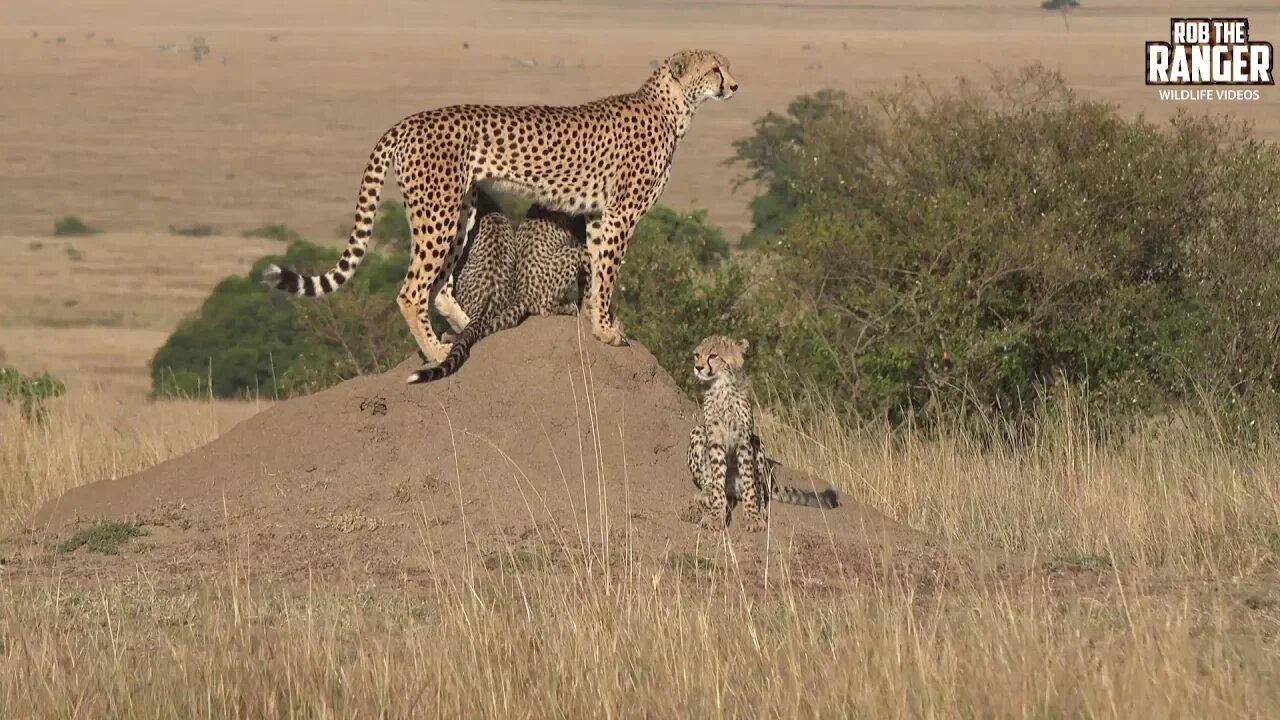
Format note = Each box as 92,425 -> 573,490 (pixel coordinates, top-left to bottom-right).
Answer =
730,65 -> 1280,434
277,247 -> 415,395
53,216 -> 99,236
371,199 -> 411,251
169,223 -> 219,237
150,240 -> 410,399
0,367 -> 66,422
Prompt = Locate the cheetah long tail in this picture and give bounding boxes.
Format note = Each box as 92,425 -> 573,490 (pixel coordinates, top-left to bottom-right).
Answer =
405,300 -> 493,384
772,485 -> 841,509
260,130 -> 395,297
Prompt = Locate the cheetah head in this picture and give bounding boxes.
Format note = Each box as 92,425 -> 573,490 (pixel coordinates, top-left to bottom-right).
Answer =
663,49 -> 739,107
692,335 -> 749,383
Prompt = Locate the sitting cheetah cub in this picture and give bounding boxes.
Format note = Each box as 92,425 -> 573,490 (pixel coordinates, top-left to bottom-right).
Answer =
687,336 -> 840,531
408,202 -> 586,383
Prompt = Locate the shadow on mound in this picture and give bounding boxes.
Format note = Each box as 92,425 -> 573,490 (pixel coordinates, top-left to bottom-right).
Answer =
17,317 -> 969,592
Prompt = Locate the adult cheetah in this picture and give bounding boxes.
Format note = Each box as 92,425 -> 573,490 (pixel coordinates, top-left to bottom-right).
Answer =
261,49 -> 738,382
687,336 -> 840,532
409,200 -> 587,384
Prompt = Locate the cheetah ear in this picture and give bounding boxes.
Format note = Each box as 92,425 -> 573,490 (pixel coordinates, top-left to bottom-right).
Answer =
668,51 -> 689,80
737,338 -> 750,353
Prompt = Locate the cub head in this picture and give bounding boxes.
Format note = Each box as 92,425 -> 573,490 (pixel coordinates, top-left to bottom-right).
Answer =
692,335 -> 749,383
662,49 -> 738,106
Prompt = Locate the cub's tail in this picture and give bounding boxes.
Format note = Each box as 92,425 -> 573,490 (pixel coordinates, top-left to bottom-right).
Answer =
761,454 -> 840,509
261,130 -> 395,297
405,300 -> 493,384
772,485 -> 841,509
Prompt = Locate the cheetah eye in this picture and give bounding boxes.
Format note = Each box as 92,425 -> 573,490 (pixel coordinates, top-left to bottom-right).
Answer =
708,353 -> 719,360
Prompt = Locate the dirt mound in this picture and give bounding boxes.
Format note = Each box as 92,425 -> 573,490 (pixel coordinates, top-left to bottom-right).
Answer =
16,317 -> 951,591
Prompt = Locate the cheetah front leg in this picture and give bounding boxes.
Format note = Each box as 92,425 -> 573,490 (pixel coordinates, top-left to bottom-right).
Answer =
736,438 -> 768,532
698,441 -> 730,531
688,422 -> 707,490
582,211 -> 638,347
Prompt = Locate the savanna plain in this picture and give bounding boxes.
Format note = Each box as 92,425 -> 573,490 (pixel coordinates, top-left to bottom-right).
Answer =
2,0 -> 1280,716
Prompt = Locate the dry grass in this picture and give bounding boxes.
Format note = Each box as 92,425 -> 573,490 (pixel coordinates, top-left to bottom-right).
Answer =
0,388 -> 260,530
763,408 -> 1280,577
2,572 -> 1278,718
4,389 -> 1280,716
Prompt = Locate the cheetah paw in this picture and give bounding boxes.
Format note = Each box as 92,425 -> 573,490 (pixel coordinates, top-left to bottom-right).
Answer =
698,513 -> 727,532
678,502 -> 703,524
592,322 -> 630,348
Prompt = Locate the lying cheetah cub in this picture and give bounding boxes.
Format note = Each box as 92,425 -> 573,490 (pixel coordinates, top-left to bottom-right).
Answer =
408,202 -> 586,383
687,336 -> 840,531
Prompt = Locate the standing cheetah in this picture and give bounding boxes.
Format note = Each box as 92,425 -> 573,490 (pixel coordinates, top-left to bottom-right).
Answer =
408,202 -> 587,383
260,49 -> 738,382
687,336 -> 840,532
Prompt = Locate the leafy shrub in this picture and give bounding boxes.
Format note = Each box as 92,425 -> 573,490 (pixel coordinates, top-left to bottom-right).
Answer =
49,521 -> 147,555
0,367 -> 66,422
277,249 -> 415,395
150,237 -> 415,399
169,223 -> 219,237
53,216 -> 99,236
151,241 -> 331,398
243,223 -> 303,244
371,199 -> 411,251
730,65 -> 1280,434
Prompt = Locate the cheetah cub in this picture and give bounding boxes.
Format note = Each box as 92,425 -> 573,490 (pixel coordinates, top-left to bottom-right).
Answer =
687,336 -> 840,531
408,202 -> 587,383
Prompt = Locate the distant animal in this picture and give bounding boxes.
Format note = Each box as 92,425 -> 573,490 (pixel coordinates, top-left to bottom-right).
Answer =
687,336 -> 840,531
260,49 -> 738,384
